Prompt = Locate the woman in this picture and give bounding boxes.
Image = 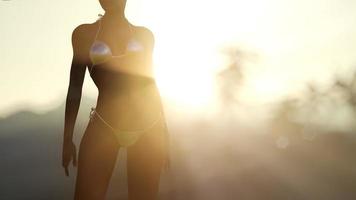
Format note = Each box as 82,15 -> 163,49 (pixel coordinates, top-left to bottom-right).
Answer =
62,0 -> 170,199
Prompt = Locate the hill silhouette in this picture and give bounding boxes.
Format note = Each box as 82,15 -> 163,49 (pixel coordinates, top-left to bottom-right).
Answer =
1,96 -> 356,199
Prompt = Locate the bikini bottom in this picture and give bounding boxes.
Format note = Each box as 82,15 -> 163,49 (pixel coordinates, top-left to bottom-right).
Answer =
89,107 -> 163,147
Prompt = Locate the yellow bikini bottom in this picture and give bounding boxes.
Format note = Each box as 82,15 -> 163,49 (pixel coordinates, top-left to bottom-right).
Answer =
89,107 -> 163,147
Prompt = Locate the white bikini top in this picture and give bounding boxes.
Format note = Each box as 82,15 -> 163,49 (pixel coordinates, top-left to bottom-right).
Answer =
89,15 -> 144,74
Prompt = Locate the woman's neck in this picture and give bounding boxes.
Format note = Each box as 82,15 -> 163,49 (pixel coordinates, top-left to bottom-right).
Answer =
101,11 -> 128,26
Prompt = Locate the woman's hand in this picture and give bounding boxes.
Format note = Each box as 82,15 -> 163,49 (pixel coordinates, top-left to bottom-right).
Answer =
62,140 -> 77,177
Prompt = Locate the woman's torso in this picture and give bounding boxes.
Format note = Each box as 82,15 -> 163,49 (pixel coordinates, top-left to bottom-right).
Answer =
80,19 -> 164,130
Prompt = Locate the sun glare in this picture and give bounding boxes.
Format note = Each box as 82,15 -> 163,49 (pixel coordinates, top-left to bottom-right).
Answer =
154,49 -> 218,110
152,27 -> 222,111
137,0 -> 274,111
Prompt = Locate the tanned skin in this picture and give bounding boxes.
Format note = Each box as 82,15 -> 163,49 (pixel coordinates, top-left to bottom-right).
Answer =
62,0 -> 168,199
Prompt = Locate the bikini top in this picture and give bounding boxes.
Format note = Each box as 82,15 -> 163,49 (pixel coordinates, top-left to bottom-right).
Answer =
89,16 -> 144,74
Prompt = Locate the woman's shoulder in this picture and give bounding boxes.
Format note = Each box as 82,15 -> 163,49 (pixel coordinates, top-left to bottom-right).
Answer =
132,25 -> 155,43
70,17 -> 101,53
135,26 -> 153,35
72,21 -> 98,37
73,14 -> 102,34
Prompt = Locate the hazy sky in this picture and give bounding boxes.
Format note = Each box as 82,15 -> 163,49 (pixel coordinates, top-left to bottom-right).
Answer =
1,0 -> 356,117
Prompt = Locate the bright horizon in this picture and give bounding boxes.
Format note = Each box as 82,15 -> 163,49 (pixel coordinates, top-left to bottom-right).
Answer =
1,0 -> 356,118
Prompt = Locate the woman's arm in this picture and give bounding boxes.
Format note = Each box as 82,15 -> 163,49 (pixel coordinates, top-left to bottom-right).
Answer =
107,27 -> 155,78
62,25 -> 87,176
63,25 -> 87,142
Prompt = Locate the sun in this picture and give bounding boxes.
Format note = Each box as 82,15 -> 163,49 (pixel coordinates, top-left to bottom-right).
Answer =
152,33 -> 221,111
155,65 -> 214,108
124,0 -> 277,111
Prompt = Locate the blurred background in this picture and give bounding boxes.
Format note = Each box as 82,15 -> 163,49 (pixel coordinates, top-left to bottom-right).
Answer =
1,0 -> 356,199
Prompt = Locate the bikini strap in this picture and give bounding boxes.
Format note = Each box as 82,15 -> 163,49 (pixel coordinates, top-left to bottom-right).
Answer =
89,107 -> 163,134
94,14 -> 103,41
89,15 -> 103,74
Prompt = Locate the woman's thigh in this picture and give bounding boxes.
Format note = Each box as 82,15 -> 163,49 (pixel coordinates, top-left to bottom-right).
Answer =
74,118 -> 120,200
126,119 -> 167,200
